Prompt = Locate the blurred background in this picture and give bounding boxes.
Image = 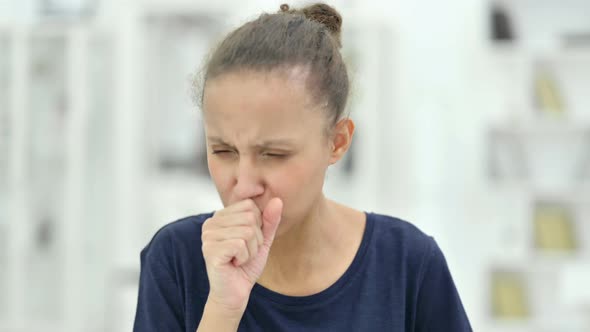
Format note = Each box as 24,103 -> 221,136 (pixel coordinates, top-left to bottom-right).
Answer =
1,0 -> 590,331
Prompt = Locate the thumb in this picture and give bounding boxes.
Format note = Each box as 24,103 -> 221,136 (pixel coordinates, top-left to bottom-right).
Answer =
261,197 -> 283,246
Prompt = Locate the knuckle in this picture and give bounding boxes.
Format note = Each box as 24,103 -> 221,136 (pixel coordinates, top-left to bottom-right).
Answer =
202,217 -> 215,230
246,212 -> 257,226
237,239 -> 248,253
242,226 -> 254,238
229,239 -> 240,251
201,242 -> 212,255
246,199 -> 257,211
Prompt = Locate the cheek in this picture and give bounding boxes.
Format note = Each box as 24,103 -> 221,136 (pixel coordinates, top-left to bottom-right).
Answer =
268,156 -> 327,201
269,157 -> 327,235
207,158 -> 231,191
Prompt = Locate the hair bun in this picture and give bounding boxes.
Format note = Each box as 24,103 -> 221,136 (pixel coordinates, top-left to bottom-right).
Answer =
303,4 -> 342,38
280,3 -> 343,47
280,4 -> 291,12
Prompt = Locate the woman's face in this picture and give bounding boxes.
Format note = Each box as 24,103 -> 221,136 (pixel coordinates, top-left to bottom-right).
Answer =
202,68 -> 347,236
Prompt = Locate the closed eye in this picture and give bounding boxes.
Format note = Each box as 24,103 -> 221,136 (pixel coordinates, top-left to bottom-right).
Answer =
262,153 -> 288,158
212,150 -> 235,155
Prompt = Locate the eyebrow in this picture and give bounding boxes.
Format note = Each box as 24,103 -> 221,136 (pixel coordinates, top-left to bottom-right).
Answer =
207,136 -> 296,149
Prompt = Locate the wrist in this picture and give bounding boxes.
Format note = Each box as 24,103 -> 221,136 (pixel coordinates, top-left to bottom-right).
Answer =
203,297 -> 246,323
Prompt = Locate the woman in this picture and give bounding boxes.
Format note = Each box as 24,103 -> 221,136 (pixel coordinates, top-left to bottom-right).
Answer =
133,3 -> 472,331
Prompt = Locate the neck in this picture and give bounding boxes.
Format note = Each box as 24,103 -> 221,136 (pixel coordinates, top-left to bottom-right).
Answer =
260,194 -> 338,285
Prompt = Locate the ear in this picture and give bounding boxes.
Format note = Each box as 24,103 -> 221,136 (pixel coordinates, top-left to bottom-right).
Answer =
328,118 -> 355,165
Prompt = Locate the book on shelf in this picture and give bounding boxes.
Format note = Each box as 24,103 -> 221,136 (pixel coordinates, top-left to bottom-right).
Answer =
533,62 -> 566,115
533,201 -> 577,252
491,269 -> 530,319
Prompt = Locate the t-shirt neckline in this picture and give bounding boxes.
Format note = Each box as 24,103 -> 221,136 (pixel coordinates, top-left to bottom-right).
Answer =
250,211 -> 375,309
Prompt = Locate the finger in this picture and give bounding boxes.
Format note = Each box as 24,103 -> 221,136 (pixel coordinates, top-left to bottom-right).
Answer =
245,234 -> 258,263
202,239 -> 247,267
205,211 -> 261,229
255,225 -> 263,248
229,239 -> 250,266
261,197 -> 283,246
215,227 -> 259,264
202,225 -> 259,243
214,199 -> 261,217
210,238 -> 248,267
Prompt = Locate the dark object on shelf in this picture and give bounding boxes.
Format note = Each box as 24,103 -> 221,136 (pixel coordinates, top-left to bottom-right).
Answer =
36,217 -> 55,251
561,32 -> 590,48
490,4 -> 515,41
533,201 -> 577,252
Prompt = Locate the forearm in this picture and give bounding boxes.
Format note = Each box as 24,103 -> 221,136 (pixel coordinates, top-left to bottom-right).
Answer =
196,299 -> 245,332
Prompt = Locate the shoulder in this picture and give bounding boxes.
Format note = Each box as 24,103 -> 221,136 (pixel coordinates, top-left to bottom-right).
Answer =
365,212 -> 440,275
141,212 -> 214,260
150,212 -> 213,241
367,212 -> 436,253
370,214 -> 474,330
138,212 -> 215,297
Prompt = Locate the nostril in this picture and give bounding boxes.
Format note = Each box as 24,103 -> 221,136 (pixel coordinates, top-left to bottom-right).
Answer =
233,177 -> 265,202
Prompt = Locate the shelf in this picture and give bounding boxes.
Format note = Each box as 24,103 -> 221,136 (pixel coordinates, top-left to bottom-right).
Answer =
559,262 -> 590,307
489,0 -> 590,51
488,44 -> 590,121
490,44 -> 590,57
488,121 -> 590,190
485,260 -> 590,331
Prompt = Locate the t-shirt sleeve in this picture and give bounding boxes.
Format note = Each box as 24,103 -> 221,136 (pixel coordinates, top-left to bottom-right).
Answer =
414,238 -> 472,332
133,227 -> 185,332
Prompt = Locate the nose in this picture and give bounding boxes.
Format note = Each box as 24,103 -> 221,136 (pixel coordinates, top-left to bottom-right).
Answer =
233,156 -> 265,201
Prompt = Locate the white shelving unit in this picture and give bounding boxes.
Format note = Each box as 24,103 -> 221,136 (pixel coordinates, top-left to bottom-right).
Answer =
485,2 -> 590,328
489,120 -> 590,189
0,24 -> 115,332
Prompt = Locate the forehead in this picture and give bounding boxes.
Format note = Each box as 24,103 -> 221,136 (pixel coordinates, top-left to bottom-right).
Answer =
202,69 -> 325,140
